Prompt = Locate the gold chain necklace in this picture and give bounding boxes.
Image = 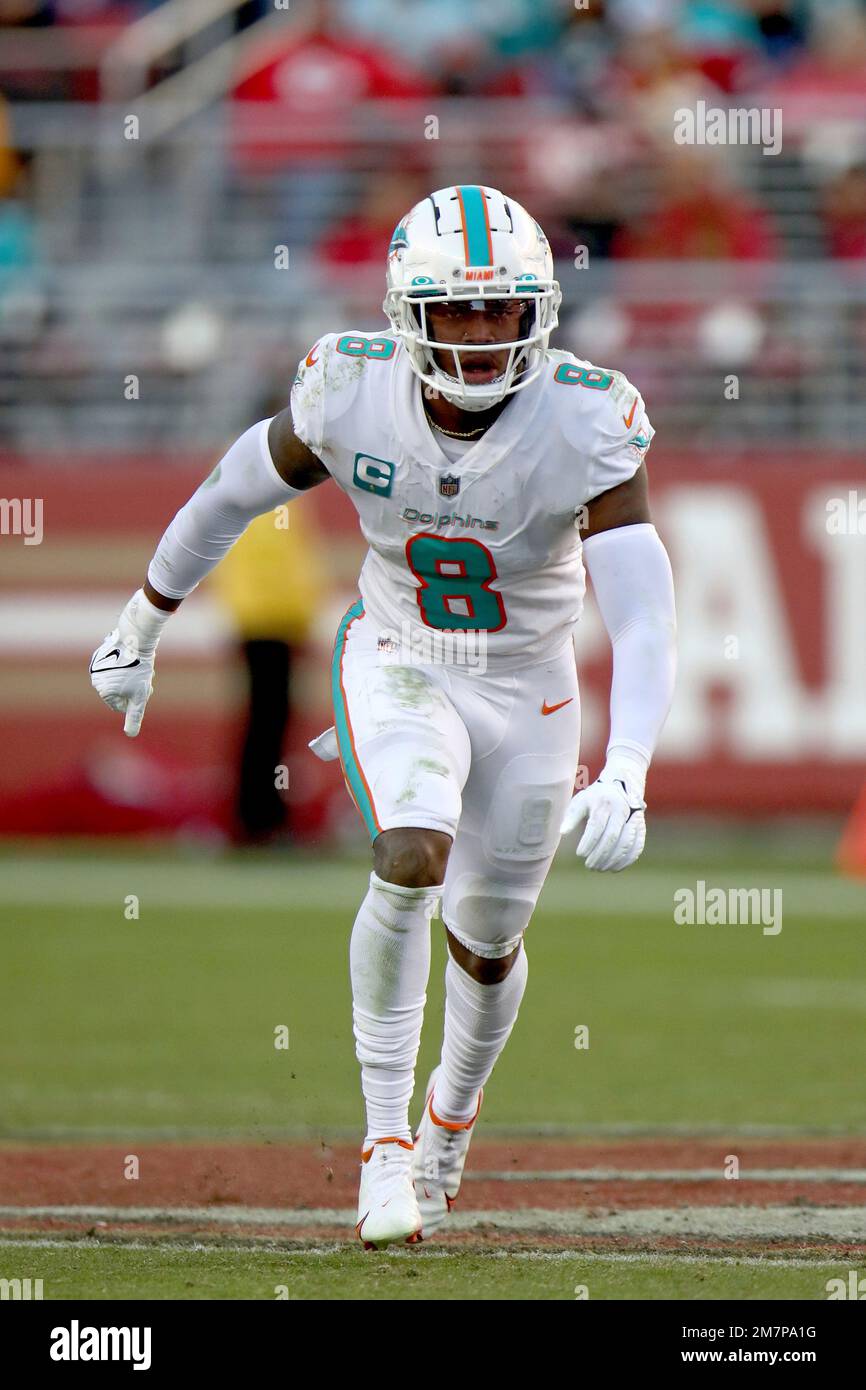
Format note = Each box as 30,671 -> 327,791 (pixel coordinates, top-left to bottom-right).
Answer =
427,414 -> 487,440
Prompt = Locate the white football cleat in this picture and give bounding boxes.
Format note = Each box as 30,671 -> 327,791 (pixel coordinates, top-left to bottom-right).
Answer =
412,1067 -> 483,1238
355,1137 -> 423,1250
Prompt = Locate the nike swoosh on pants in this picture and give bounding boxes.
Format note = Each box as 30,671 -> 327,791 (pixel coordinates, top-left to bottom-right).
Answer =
541,698 -> 573,716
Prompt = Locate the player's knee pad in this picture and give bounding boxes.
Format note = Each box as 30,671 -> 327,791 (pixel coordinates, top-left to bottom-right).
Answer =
442,870 -> 538,959
442,757 -> 575,957
480,754 -> 575,862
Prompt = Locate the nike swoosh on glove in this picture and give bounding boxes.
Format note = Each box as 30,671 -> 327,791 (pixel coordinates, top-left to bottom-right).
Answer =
560,758 -> 648,872
89,589 -> 169,737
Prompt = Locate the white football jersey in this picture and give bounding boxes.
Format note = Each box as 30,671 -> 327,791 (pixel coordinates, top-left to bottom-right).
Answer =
291,331 -> 653,670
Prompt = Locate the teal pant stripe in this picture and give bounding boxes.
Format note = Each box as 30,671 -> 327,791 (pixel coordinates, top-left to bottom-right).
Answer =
458,185 -> 493,265
331,599 -> 379,840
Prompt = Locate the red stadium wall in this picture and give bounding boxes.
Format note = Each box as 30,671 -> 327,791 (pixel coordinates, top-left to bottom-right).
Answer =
0,450 -> 863,837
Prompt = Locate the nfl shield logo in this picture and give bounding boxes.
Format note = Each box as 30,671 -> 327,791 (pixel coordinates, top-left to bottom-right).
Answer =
439,473 -> 460,498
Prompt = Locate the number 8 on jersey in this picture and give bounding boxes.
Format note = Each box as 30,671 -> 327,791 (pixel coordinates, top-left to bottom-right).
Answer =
406,534 -> 507,632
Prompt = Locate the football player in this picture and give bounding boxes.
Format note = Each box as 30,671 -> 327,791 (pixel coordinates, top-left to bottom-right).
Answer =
90,186 -> 676,1249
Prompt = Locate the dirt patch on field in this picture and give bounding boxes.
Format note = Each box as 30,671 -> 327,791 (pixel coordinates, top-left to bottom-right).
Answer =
2,1138 -> 865,1256
2,1138 -> 865,1208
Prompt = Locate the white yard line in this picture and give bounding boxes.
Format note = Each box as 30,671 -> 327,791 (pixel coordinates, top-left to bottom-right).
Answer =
466,1168 -> 866,1183
3,1123 -> 865,1141
3,1204 -> 866,1239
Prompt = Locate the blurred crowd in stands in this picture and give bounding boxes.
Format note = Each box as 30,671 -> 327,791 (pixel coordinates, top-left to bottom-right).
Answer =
1,0 -> 866,451
2,0 -> 865,265
3,0 -> 866,102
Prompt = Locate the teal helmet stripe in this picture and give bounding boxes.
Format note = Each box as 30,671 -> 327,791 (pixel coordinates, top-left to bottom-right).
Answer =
456,185 -> 493,266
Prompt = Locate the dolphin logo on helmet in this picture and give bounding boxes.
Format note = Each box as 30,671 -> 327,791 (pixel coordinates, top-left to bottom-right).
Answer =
383,185 -> 562,413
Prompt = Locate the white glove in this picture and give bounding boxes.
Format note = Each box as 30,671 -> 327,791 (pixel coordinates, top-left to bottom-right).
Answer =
89,588 -> 171,737
560,749 -> 648,872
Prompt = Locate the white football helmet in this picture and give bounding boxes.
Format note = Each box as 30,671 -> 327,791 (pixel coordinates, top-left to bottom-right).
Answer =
383,185 -> 561,412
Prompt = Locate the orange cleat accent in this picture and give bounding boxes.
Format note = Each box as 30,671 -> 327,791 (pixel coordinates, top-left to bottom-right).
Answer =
361,1137 -> 414,1161
428,1088 -> 482,1132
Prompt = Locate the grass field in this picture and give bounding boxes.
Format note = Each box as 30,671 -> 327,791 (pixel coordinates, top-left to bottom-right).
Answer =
1,834 -> 864,1300
2,1242 -> 861,1301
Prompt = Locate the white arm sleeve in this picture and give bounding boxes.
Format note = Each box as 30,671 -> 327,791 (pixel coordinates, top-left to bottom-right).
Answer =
582,521 -> 677,778
147,419 -> 305,600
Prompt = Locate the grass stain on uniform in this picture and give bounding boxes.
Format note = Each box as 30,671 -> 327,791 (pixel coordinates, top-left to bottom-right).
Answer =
382,666 -> 437,711
416,758 -> 451,778
396,756 -> 452,806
